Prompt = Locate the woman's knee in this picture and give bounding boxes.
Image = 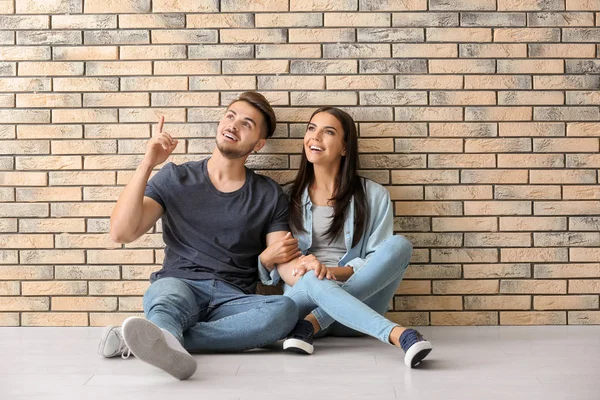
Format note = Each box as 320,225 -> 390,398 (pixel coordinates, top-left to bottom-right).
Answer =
385,235 -> 413,262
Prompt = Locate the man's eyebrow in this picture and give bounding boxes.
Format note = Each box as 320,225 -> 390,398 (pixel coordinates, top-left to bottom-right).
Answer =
244,117 -> 256,126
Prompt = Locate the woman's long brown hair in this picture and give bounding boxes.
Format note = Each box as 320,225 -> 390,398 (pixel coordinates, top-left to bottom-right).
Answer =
288,107 -> 367,247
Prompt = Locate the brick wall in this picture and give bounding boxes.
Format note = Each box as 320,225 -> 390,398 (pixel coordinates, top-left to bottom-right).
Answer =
1,0 -> 600,327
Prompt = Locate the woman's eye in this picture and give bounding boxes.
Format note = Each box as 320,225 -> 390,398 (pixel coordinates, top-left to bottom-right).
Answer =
326,131 -> 334,135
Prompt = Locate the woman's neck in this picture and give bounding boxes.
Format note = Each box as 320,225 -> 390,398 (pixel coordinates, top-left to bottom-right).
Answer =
310,163 -> 340,205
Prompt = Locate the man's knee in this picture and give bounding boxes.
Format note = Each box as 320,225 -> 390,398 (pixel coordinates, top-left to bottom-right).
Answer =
143,277 -> 195,312
266,296 -> 298,333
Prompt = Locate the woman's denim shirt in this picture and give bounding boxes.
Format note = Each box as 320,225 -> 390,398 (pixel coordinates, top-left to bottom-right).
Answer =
258,178 -> 393,286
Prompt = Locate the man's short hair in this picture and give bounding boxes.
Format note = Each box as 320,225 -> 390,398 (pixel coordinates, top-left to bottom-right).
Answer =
228,92 -> 277,139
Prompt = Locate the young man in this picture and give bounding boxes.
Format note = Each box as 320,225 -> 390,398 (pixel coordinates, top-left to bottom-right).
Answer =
97,92 -> 300,380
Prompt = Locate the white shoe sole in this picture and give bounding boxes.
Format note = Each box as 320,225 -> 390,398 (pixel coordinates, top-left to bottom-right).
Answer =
404,340 -> 433,368
283,338 -> 314,355
122,317 -> 197,380
97,326 -> 118,358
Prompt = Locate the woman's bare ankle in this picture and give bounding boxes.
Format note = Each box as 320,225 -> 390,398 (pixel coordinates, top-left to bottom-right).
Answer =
389,326 -> 407,347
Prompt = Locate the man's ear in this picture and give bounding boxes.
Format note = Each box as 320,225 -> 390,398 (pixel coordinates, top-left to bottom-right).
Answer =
254,138 -> 267,152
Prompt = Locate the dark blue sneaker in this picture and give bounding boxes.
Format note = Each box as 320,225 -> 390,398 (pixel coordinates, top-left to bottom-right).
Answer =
400,329 -> 433,368
283,320 -> 314,355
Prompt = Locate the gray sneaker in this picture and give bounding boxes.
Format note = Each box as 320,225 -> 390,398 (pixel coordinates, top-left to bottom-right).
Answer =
98,326 -> 131,359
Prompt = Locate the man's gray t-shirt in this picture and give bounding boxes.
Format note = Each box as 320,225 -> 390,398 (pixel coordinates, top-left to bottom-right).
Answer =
144,158 -> 289,294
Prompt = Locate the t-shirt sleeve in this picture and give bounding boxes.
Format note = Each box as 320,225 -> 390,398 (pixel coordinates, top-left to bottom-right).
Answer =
267,189 -> 290,234
143,162 -> 176,211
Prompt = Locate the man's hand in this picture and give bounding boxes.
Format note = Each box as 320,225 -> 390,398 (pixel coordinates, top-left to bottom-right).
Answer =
142,116 -> 179,168
259,232 -> 300,269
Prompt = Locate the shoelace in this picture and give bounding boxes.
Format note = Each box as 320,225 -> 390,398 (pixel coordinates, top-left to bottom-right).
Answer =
116,331 -> 131,359
399,329 -> 423,352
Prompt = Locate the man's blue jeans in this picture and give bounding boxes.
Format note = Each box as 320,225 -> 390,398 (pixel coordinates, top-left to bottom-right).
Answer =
284,235 -> 413,344
143,278 -> 298,352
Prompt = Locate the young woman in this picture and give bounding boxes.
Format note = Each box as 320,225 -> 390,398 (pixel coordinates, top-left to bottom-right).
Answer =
259,107 -> 433,368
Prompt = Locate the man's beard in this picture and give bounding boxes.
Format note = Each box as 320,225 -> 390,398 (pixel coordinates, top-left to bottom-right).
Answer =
215,136 -> 257,159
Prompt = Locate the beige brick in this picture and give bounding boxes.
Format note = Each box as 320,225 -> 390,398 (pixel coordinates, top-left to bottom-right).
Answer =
83,187 -> 124,201
570,279 -> 600,293
429,0 -> 494,10
120,109 -> 186,124
387,186 -> 423,200
53,46 -> 118,60
432,217 -> 497,232
465,296 -> 531,310
530,43 -> 596,58
430,91 -> 496,106
569,311 -> 600,325
386,312 -> 429,326
499,91 -> 564,105
429,154 -> 495,168
502,248 -> 568,263
431,248 -> 498,263
394,12 -> 459,26
467,138 -> 531,153
500,122 -> 564,137
465,233 -> 531,247
0,140 -> 50,155
395,138 -> 461,153
84,0 -> 149,13
16,0 -> 81,13
0,265 -> 53,279
0,219 -> 17,233
429,123 -> 496,137
324,43 -> 390,58
535,232 -> 600,247
460,44 -> 527,57
396,75 -> 463,89
326,12 -> 389,26
188,13 -> 253,28
394,295 -> 462,311
85,124 -> 149,139
568,91 -> 600,105
392,170 -> 458,185
122,265 -> 160,280
396,107 -> 463,121
120,45 -> 186,60
189,76 -> 255,91
498,154 -> 563,168
83,93 -> 148,108
89,281 -> 150,295
501,311 -> 566,325
433,280 -> 498,294
53,109 -> 117,124
0,46 -> 51,61
55,234 -> 118,249
396,280 -> 431,295
356,138 -> 393,153
404,233 -> 462,248
360,154 -> 424,169
22,313 -> 88,327
83,155 -> 144,170
357,28 -> 424,43
497,59 -> 564,74
290,28 -> 355,43
0,77 -> 51,93
52,297 -> 117,312
22,281 -> 87,296
0,125 -> 15,140
20,249 -> 84,265
49,171 -> 115,186
0,251 -> 18,264
463,264 -> 531,279
51,140 -> 116,155
0,0 -> 13,13
571,248 -> 600,262
535,264 -> 600,279
16,156 -> 81,171
465,76 -> 531,90
501,279 -> 566,294
259,76 -> 324,91
0,203 -> 48,218
494,28 -> 560,41
395,201 -> 462,216
124,234 -> 165,249
467,107 -> 533,121
535,138 -> 599,152
498,0 -> 563,11
18,125 -> 82,139
51,202 -> 114,217
495,185 -> 561,200
427,28 -> 491,42
568,122 -> 600,136
53,15 -> 117,29
535,295 -> 598,310
19,219 -> 85,233
118,297 -> 143,311
0,94 -> 13,107
18,61 -> 83,76
0,297 -> 49,311
151,29 -> 216,45
431,312 -> 498,326
0,234 -> 53,249
425,186 -> 492,201
87,250 -> 153,265
393,44 -> 457,58
530,169 -> 596,184
91,313 -> 145,327
535,76 -> 599,91
571,216 -> 600,231
328,75 -> 394,90
0,282 -> 20,295
535,201 -> 600,215
55,265 -> 120,280
121,13 -> 185,28
189,44 -> 253,59
404,264 -> 462,279
528,12 -> 594,26
362,0 -> 426,11
563,186 -> 600,200
17,31 -> 81,46
86,61 -> 151,76
291,60 -> 357,75
0,187 -> 13,201
0,172 -> 47,186
360,123 -> 427,137
16,94 -> 81,108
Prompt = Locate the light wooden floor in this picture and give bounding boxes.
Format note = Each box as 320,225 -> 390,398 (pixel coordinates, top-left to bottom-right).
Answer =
2,326 -> 599,400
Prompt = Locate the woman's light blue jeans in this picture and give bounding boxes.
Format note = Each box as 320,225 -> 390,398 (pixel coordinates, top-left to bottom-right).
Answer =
284,235 -> 413,344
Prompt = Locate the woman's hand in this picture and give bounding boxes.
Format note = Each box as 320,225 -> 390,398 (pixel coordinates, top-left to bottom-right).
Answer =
259,232 -> 300,269
295,255 -> 336,280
